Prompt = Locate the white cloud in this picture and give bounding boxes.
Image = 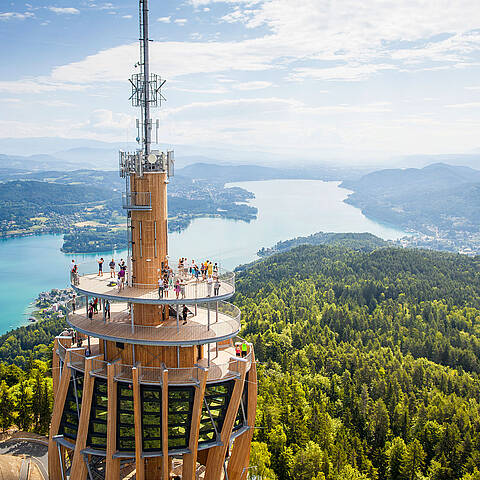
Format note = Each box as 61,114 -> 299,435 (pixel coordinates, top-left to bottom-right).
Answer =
122,15 -> 132,19
234,81 -> 273,90
0,11 -> 34,20
82,109 -> 133,131
0,79 -> 87,94
98,2 -> 115,9
290,63 -> 397,82
157,16 -> 171,23
48,7 -> 80,15
174,18 -> 188,25
445,102 -> 480,109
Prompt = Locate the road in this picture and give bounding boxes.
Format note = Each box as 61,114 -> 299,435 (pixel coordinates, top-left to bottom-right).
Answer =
0,439 -> 48,479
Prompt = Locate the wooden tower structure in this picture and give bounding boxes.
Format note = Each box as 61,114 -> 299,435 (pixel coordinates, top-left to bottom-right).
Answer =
48,1 -> 257,478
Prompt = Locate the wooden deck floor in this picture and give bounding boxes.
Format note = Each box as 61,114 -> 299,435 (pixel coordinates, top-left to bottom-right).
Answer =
74,274 -> 234,303
67,303 -> 240,345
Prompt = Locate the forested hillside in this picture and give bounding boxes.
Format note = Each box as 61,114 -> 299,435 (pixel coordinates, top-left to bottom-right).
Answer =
1,242 -> 480,478
235,245 -> 480,480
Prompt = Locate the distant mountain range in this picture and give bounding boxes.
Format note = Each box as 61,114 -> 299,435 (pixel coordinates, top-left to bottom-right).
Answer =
392,153 -> 480,170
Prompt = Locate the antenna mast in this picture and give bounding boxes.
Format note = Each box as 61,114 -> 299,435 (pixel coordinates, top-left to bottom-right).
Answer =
139,0 -> 151,156
120,0 -> 173,178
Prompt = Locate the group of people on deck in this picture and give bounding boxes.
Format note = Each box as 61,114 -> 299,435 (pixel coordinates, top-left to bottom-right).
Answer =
71,256 -> 222,298
97,257 -> 128,291
158,258 -> 221,299
87,297 -> 111,319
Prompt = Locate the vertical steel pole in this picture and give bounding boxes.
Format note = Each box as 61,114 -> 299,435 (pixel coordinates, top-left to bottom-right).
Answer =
141,0 -> 151,156
207,302 -> 210,331
131,303 -> 135,334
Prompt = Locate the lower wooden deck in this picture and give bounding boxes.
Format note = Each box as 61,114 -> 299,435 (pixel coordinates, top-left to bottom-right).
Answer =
67,302 -> 240,345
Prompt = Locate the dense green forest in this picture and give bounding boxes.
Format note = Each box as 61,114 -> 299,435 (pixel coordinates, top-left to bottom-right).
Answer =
2,241 -> 480,479
234,245 -> 480,480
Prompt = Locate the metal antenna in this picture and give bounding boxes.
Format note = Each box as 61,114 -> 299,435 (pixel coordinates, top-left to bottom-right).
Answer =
120,0 -> 173,179
128,0 -> 166,157
139,0 -> 151,156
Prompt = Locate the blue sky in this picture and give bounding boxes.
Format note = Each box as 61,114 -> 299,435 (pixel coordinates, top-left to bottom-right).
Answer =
1,0 -> 480,163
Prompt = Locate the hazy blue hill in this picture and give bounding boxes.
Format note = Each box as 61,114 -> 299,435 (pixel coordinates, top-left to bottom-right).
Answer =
394,153 -> 480,169
176,162 -> 363,182
0,180 -> 115,210
177,162 -> 292,182
0,153 -> 90,172
342,162 -> 480,194
341,163 -> 480,235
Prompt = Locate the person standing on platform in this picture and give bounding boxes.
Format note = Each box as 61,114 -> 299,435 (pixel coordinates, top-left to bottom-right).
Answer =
72,294 -> 76,313
207,276 -> 213,297
105,300 -> 111,320
158,276 -> 164,298
190,260 -> 195,278
241,341 -> 248,357
109,259 -> 116,278
180,280 -> 186,299
207,261 -> 213,277
214,278 -> 221,296
71,261 -> 79,286
98,257 -> 104,276
182,305 -> 188,324
175,279 -> 181,299
118,267 -> 125,292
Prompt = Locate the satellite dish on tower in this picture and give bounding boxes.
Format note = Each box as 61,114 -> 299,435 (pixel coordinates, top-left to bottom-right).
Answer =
147,153 -> 157,164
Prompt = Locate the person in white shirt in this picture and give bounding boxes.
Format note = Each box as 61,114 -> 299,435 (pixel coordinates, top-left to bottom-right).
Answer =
207,276 -> 213,297
158,277 -> 164,299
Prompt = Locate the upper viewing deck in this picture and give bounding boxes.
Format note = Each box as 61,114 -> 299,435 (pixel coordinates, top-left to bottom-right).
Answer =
71,267 -> 235,304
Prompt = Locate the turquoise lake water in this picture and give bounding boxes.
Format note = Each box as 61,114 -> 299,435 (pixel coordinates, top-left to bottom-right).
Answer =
0,179 -> 405,334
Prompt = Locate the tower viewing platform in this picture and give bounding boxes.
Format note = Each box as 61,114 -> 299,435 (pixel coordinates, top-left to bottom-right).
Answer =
48,1 -> 256,479
72,266 -> 235,304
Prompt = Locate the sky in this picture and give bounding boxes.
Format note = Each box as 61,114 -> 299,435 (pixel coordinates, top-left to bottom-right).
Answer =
1,0 -> 480,163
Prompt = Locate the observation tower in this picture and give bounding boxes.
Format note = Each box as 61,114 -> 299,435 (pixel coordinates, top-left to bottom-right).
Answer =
47,1 -> 257,478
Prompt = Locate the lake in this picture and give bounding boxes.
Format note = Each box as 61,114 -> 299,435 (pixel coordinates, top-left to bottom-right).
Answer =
0,179 -> 405,334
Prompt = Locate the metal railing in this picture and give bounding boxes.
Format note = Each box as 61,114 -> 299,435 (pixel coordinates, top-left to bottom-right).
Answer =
122,192 -> 152,210
73,265 -> 236,302
57,337 -> 252,385
65,299 -> 240,344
